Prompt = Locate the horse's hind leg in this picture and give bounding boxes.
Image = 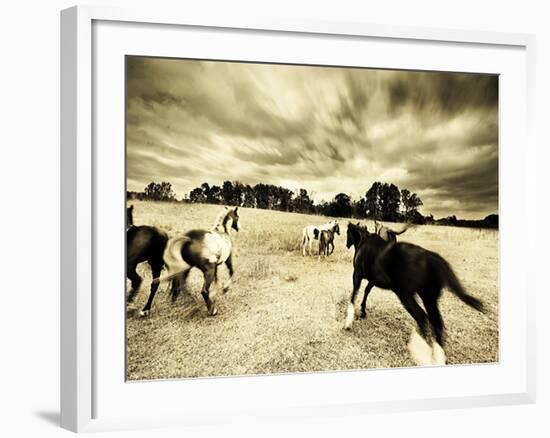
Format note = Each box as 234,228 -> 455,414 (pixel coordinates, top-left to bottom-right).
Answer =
127,263 -> 141,303
140,260 -> 164,317
420,291 -> 446,365
201,264 -> 218,316
170,268 -> 190,303
398,292 -> 435,366
398,292 -> 430,339
223,255 -> 234,293
420,293 -> 445,346
360,282 -> 374,319
344,269 -> 362,330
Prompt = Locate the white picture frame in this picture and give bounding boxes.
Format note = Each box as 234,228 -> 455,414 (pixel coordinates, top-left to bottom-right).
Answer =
60,4 -> 536,433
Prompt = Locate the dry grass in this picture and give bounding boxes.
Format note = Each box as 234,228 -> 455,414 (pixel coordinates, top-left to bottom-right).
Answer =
126,201 -> 499,380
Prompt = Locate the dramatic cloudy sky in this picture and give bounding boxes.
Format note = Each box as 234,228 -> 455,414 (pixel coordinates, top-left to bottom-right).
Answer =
126,56 -> 498,219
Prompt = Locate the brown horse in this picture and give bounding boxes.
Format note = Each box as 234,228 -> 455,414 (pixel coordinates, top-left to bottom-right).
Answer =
319,226 -> 338,257
126,206 -> 169,316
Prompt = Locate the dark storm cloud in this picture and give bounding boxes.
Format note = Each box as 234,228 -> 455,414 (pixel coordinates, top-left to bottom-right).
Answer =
387,72 -> 498,116
127,57 -> 498,219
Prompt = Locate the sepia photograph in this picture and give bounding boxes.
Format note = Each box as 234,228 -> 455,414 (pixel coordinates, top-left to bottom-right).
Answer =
125,56 -> 499,381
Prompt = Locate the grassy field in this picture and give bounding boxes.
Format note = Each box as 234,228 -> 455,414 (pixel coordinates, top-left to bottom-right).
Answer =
126,200 -> 499,380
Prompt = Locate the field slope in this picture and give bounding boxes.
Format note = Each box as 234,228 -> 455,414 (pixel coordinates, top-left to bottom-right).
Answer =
127,201 -> 498,380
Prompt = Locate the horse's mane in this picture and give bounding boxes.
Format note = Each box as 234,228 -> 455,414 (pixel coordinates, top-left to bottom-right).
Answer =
212,208 -> 229,232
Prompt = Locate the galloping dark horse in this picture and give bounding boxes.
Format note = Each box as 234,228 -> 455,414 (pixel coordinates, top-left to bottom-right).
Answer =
345,221 -> 408,318
344,222 -> 485,365
154,207 -> 240,316
126,206 -> 169,316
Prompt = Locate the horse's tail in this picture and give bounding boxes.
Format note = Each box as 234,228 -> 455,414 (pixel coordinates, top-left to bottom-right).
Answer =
151,269 -> 186,286
393,223 -> 415,235
152,235 -> 191,285
431,253 -> 485,313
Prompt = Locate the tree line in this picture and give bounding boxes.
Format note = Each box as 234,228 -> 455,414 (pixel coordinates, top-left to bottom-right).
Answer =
129,180 -> 425,223
186,181 -> 425,221
126,180 -> 498,228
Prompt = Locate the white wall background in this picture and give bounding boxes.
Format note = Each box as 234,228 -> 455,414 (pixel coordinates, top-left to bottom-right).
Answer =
0,1 -> 546,436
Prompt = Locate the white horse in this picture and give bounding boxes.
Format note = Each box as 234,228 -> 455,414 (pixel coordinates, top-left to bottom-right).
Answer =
301,220 -> 338,256
152,207 -> 240,316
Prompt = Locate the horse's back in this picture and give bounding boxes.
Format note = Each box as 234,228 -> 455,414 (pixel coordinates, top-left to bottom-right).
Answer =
354,237 -> 429,288
382,242 -> 448,290
127,225 -> 168,264
183,229 -> 232,266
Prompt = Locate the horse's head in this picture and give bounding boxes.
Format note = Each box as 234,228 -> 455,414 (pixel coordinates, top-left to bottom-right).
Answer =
333,223 -> 340,235
227,207 -> 240,232
347,222 -> 365,249
127,205 -> 134,228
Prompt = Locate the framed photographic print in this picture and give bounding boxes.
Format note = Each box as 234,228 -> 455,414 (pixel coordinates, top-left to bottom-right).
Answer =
61,5 -> 536,433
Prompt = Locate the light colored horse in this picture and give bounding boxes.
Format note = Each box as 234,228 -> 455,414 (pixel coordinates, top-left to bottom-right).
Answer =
153,207 -> 240,316
302,220 -> 338,256
374,220 -> 413,243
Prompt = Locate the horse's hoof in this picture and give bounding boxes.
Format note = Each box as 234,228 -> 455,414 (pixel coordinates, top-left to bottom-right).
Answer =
360,312 -> 367,319
210,308 -> 218,316
432,343 -> 446,365
139,310 -> 150,318
408,331 -> 434,366
222,286 -> 230,294
344,303 -> 355,329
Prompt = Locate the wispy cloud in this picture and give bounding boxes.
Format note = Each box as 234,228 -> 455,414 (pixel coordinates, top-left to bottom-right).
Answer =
127,57 -> 498,219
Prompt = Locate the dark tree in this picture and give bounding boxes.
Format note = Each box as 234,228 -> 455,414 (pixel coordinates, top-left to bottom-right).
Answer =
379,183 -> 401,221
232,181 -> 244,206
407,209 -> 426,224
315,201 -> 330,216
222,181 -> 235,205
242,184 -> 256,208
208,185 -> 222,204
352,197 -> 367,218
365,182 -> 382,219
278,187 -> 293,212
483,214 -> 499,228
329,193 -> 352,217
401,188 -> 423,221
293,188 -> 314,213
253,183 -> 270,209
200,182 -> 211,201
143,182 -> 176,201
189,187 -> 206,203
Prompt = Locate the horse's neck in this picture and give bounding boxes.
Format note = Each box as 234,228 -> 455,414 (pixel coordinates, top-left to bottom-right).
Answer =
221,216 -> 231,234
